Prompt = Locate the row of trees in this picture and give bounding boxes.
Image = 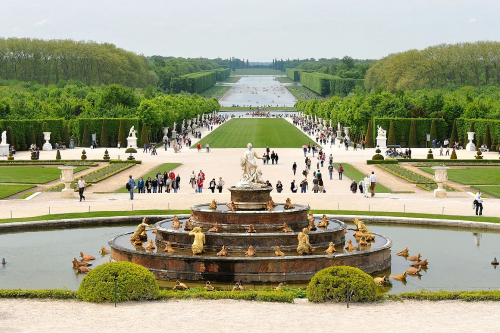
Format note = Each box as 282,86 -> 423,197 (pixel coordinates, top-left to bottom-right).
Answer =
0,38 -> 158,88
365,41 -> 500,91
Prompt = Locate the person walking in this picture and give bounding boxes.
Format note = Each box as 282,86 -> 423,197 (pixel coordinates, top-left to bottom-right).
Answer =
209,178 -> 217,193
300,178 -> 308,193
292,162 -> 297,175
358,179 -> 364,194
475,190 -> 483,216
175,174 -> 181,193
206,143 -> 210,153
370,171 -> 377,197
197,170 -> 205,193
137,177 -> 145,193
77,176 -> 86,202
291,180 -> 298,193
217,177 -> 225,193
312,175 -> 319,193
328,163 -> 334,180
338,164 -> 344,180
128,175 -> 135,200
189,171 -> 196,189
350,180 -> 358,193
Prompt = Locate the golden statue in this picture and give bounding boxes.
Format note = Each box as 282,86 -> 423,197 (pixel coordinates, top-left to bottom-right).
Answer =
208,199 -> 218,210
226,201 -> 237,211
204,281 -> 214,291
173,280 -> 188,291
189,227 -> 205,255
100,246 -> 111,255
164,241 -> 176,254
246,224 -> 256,233
139,230 -> 148,240
184,220 -> 193,231
232,281 -> 245,291
245,245 -> 256,256
359,237 -> 368,246
297,228 -> 314,255
145,239 -> 156,251
283,198 -> 294,210
274,246 -> 285,256
308,212 -> 316,231
282,222 -> 293,233
130,218 -> 151,241
353,217 -> 371,234
171,216 -> 181,230
269,196 -> 278,208
374,276 -> 390,286
325,242 -> 336,254
345,239 -> 355,252
396,247 -> 409,256
317,214 -> 329,228
208,222 -> 220,232
217,245 -> 228,256
266,200 -> 275,211
275,283 -> 284,291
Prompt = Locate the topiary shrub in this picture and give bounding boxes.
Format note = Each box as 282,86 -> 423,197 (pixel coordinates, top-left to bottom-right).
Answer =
450,148 -> 457,159
426,149 -> 434,159
77,261 -> 159,303
7,151 -> 14,161
372,147 -> 384,160
81,149 -> 87,160
55,150 -> 61,160
475,150 -> 483,160
103,149 -> 110,160
306,266 -> 377,303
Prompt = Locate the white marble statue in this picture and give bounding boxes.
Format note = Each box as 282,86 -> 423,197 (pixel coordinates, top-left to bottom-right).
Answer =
337,122 -> 341,131
377,125 -> 387,138
128,126 -> 137,138
1,131 -> 6,145
237,143 -> 265,188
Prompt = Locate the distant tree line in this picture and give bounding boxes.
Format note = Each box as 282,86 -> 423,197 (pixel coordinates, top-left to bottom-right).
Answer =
0,38 -> 158,88
365,41 -> 500,91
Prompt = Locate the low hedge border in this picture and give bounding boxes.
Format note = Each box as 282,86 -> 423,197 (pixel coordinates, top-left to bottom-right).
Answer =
368,159 -> 500,165
1,288 -> 499,302
0,159 -> 141,165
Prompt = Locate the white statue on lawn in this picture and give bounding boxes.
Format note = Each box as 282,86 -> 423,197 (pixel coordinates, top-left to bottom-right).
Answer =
237,143 -> 265,188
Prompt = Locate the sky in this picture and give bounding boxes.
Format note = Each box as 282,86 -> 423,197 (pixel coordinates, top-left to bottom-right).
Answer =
1,0 -> 499,62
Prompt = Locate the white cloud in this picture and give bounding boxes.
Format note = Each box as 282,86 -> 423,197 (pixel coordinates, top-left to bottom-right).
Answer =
13,27 -> 20,32
35,19 -> 53,26
467,18 -> 476,23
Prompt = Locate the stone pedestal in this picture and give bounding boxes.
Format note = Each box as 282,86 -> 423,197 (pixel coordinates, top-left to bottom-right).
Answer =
466,132 -> 476,151
0,144 -> 9,156
42,132 -> 52,151
126,136 -> 138,149
171,130 -> 177,139
228,186 -> 273,210
432,166 -> 449,198
58,166 -> 77,198
376,137 -> 387,149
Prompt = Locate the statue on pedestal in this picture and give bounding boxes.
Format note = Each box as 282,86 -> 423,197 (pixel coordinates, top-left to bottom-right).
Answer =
128,126 -> 137,138
189,227 -> 205,255
377,125 -> 387,138
1,131 -> 6,145
236,143 -> 265,188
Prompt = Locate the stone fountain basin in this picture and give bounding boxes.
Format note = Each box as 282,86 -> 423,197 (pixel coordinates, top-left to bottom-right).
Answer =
154,217 -> 347,252
109,230 -> 392,283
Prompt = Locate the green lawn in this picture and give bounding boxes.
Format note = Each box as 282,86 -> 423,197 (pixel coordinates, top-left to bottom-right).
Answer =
199,86 -> 231,99
473,186 -> 500,198
0,166 -> 87,184
194,118 -> 312,148
0,185 -> 36,199
233,69 -> 284,75
219,106 -> 296,111
275,77 -> 295,83
333,163 -> 391,193
222,77 -> 240,83
115,163 -> 181,193
421,167 -> 500,185
286,86 -> 324,101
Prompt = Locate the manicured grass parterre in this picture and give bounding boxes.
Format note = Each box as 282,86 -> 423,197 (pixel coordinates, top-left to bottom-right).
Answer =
333,163 -> 391,193
233,69 -> 284,75
115,163 -> 181,193
194,118 -> 312,148
199,85 -> 231,99
421,167 -> 500,185
0,166 -> 86,184
473,186 -> 500,198
222,77 -> 240,83
286,85 -> 324,101
0,185 -> 36,199
275,77 -> 295,83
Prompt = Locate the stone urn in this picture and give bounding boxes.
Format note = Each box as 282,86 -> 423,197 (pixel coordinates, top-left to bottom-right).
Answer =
42,132 -> 52,151
59,166 -> 77,198
466,132 -> 476,151
432,166 -> 449,198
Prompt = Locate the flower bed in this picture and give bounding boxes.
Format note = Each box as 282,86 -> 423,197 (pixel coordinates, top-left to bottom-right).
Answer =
377,164 -> 434,184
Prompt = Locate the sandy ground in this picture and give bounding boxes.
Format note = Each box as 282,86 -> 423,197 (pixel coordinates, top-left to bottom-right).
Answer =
1,298 -> 500,333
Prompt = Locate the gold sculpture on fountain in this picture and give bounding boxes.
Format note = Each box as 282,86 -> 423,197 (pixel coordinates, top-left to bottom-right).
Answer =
317,214 -> 329,228
208,199 -> 218,210
297,228 -> 314,255
307,212 -> 316,231
171,215 -> 181,230
266,200 -> 275,211
226,201 -> 237,211
282,222 -> 293,233
189,227 -> 205,255
269,196 -> 278,208
130,218 -> 151,242
325,242 -> 336,254
283,198 -> 294,210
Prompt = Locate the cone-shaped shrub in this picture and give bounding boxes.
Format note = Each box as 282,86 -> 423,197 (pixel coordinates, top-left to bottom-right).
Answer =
100,120 -> 109,148
450,119 -> 458,144
387,121 -> 396,145
118,119 -> 126,147
140,123 -> 148,147
484,124 -> 491,150
408,119 -> 417,148
365,120 -> 374,148
430,119 -> 437,142
29,126 -> 36,147
56,150 -> 61,160
63,124 -> 71,146
450,148 -> 457,159
82,124 -> 91,147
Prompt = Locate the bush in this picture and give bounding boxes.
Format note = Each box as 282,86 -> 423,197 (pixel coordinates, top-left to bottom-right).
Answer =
372,154 -> 384,160
450,148 -> 457,159
77,261 -> 159,303
81,149 -> 87,160
103,149 -> 110,160
7,151 -> 14,161
55,150 -> 61,160
306,266 -> 378,303
426,149 -> 434,159
475,150 -> 483,159
365,120 -> 374,148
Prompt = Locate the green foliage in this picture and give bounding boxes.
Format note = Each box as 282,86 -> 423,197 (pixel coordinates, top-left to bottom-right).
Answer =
286,68 -> 303,82
75,118 -> 138,148
0,289 -> 77,299
28,126 -> 36,147
81,149 -> 87,160
82,124 -> 91,147
0,184 -> 36,199
140,123 -> 148,146
118,119 -> 126,147
387,120 -> 396,145
430,119 -> 437,141
6,126 -> 14,148
475,150 -> 483,159
427,149 -> 434,159
100,120 -> 109,147
300,72 -> 333,95
171,70 -> 217,94
7,151 -> 14,161
374,118 -> 446,147
386,290 -> 500,302
158,288 -> 295,303
55,150 -> 61,160
484,123 -> 492,149
372,153 -> 384,160
450,148 -> 457,159
365,120 -> 374,148
77,262 -> 159,303
306,266 -> 378,303
378,164 -> 434,184
62,124 -> 70,146
450,119 -> 458,144
409,119 -> 417,147
0,120 -> 64,151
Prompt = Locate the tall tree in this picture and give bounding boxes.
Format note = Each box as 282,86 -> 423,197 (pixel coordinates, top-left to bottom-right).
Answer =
140,123 -> 148,146
484,123 -> 492,149
409,119 -> 417,148
28,126 -> 36,147
100,120 -> 109,147
430,119 -> 438,141
450,119 -> 458,144
365,120 -> 374,148
82,124 -> 91,147
387,120 -> 396,145
118,119 -> 126,147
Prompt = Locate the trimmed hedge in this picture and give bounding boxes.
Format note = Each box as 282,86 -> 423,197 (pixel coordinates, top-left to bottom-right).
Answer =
215,68 -> 231,81
373,117 -> 447,148
300,72 -> 333,95
306,266 -> 378,303
72,118 -> 139,148
456,118 -> 500,150
0,119 -> 64,151
171,70 -> 217,94
77,261 -> 159,303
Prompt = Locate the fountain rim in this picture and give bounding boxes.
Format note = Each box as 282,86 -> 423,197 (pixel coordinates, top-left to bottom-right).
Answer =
190,202 -> 310,213
108,230 -> 392,261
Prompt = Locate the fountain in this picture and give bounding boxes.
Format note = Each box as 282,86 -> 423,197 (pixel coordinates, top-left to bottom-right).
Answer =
58,166 -> 77,198
109,144 -> 392,283
432,166 -> 449,198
